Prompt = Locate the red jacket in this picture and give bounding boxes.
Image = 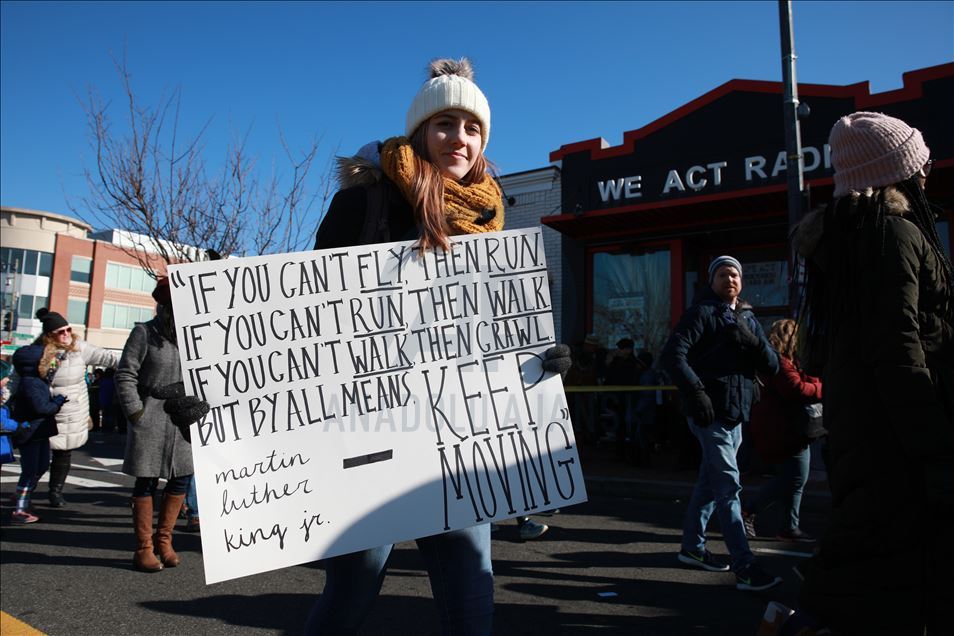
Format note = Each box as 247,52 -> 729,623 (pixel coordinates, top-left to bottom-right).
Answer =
750,355 -> 822,464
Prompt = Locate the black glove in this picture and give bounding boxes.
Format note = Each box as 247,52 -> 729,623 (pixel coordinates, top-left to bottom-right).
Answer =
726,320 -> 760,350
688,385 -> 715,427
152,382 -> 210,442
53,394 -> 68,407
542,344 -> 572,377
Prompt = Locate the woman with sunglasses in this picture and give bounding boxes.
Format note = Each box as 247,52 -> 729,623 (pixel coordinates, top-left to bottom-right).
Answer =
34,308 -> 118,507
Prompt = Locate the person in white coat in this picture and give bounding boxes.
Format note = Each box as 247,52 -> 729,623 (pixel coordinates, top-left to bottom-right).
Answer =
35,308 -> 118,507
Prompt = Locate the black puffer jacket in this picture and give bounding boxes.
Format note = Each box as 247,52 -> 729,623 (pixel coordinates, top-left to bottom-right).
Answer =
793,187 -> 954,634
660,288 -> 779,425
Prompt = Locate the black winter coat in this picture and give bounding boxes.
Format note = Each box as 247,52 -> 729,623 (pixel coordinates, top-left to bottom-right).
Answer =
793,190 -> 954,634
316,178 -> 418,250
10,345 -> 63,445
660,287 -> 779,425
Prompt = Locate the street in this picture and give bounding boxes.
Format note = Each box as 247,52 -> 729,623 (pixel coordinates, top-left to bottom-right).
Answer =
1,433 -> 825,635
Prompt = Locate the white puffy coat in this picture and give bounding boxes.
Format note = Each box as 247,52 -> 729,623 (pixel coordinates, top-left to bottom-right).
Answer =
48,340 -> 119,451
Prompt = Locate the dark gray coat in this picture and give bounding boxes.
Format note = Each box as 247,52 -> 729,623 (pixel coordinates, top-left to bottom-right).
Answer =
118,315 -> 192,479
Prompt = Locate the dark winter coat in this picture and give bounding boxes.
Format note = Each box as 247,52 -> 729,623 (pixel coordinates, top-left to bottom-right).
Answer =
10,345 -> 64,446
315,156 -> 418,250
117,313 -> 192,479
749,355 -> 822,464
660,288 -> 779,425
793,187 -> 954,634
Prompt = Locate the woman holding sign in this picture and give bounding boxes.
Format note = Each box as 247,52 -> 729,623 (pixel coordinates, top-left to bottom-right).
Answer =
308,58 -> 570,634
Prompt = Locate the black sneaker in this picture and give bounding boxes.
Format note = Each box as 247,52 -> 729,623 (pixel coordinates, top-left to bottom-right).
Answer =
735,562 -> 782,591
777,527 -> 815,543
678,548 -> 730,572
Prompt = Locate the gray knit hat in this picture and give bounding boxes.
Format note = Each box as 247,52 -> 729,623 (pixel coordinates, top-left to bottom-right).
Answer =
828,112 -> 930,198
406,58 -> 491,151
708,255 -> 742,283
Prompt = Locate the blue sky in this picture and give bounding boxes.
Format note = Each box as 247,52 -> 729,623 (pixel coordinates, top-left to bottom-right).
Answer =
2,1 -> 952,232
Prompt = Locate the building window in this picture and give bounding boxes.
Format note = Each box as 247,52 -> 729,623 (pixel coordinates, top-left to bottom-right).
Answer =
0,247 -> 55,276
38,252 -> 54,277
105,263 -> 154,293
592,248 -> 671,357
71,256 -> 92,284
16,294 -> 48,320
67,299 -> 89,325
101,303 -> 154,330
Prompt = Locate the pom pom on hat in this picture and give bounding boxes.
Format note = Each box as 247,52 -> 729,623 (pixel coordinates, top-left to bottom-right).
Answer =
829,112 -> 930,198
35,307 -> 69,334
708,255 -> 742,283
406,57 -> 491,151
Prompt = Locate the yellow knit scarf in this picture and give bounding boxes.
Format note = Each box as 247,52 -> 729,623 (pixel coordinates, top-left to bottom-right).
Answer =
379,137 -> 504,235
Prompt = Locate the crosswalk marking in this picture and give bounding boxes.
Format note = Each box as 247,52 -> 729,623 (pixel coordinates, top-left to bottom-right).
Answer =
1,463 -> 127,489
91,457 -> 124,467
0,474 -> 122,489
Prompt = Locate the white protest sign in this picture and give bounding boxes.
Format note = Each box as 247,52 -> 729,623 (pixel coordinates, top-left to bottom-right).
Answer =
168,228 -> 587,584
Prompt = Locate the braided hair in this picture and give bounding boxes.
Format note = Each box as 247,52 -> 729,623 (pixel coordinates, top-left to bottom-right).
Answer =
796,177 -> 952,374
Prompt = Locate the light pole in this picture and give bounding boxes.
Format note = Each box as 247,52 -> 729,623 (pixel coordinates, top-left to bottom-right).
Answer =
778,0 -> 808,312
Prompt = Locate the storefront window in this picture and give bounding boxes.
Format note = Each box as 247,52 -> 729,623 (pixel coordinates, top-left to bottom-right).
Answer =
592,249 -> 670,357
740,260 -> 789,308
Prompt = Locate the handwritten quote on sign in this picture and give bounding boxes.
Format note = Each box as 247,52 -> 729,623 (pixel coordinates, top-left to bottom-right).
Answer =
168,228 -> 588,584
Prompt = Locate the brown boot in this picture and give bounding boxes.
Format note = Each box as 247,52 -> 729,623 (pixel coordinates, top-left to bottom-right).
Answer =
154,493 -> 186,567
131,496 -> 163,572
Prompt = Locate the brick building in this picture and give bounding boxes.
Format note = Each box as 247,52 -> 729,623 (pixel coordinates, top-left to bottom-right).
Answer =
1,206 -> 166,355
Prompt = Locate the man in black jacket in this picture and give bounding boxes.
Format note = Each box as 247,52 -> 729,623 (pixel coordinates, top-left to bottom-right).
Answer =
661,255 -> 782,591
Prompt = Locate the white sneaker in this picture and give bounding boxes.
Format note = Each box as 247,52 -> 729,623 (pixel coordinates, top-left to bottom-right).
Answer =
519,519 -> 549,540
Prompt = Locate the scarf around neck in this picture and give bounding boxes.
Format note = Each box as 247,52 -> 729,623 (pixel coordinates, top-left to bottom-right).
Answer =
379,137 -> 504,236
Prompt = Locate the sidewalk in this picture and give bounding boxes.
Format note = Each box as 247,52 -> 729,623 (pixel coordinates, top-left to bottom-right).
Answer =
578,439 -> 832,512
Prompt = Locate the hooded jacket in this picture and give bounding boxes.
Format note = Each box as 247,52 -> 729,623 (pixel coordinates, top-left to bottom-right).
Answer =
10,345 -> 65,446
315,150 -> 419,250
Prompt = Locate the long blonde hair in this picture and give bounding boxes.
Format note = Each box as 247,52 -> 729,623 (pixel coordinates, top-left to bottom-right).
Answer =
768,319 -> 798,361
409,120 -> 490,251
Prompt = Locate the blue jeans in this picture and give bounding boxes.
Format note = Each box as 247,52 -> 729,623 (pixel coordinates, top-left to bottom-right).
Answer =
745,447 -> 810,531
185,475 -> 199,519
305,524 -> 493,635
681,418 -> 754,571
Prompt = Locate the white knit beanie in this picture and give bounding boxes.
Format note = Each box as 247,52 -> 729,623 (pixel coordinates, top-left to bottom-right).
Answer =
406,58 -> 491,151
828,112 -> 930,198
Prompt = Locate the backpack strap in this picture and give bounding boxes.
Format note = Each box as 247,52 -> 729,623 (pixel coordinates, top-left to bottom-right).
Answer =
357,179 -> 391,245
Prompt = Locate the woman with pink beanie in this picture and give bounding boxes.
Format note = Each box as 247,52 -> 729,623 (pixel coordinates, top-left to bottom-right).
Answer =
767,112 -> 954,635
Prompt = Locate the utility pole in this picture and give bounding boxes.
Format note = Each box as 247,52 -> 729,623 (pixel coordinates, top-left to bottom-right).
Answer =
778,0 -> 807,312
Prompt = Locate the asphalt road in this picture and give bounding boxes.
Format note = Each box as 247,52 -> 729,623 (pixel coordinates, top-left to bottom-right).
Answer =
1,433 -> 825,635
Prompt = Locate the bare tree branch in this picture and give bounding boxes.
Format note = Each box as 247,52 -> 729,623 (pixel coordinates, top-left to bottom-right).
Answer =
71,55 -> 332,276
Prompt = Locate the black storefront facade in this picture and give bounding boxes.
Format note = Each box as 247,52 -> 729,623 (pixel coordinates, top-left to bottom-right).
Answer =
544,63 -> 953,357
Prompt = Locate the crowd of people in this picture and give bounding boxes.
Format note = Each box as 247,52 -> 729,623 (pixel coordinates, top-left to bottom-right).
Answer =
0,57 -> 949,636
